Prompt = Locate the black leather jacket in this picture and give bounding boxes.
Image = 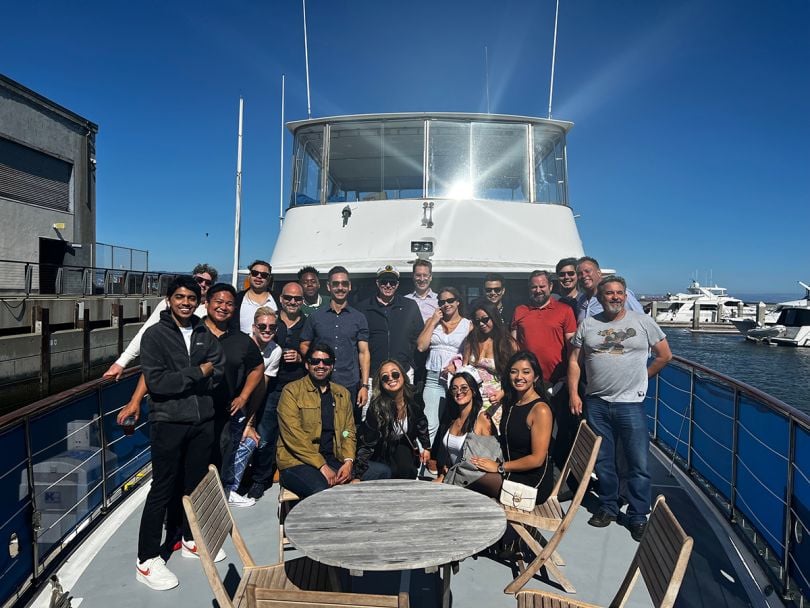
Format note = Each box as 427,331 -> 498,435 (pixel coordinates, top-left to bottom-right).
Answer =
354,398 -> 429,478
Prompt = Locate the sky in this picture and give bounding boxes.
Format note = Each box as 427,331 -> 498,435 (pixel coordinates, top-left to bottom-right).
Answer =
2,1 -> 808,296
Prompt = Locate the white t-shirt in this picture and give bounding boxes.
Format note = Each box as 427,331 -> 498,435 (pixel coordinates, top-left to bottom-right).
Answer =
239,292 -> 278,334
261,341 -> 282,377
179,325 -> 194,354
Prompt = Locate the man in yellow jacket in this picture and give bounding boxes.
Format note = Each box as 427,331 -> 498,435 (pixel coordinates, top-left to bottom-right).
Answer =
277,342 -> 390,497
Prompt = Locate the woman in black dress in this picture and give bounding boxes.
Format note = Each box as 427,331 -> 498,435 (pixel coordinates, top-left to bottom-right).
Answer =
469,350 -> 554,504
355,359 -> 431,479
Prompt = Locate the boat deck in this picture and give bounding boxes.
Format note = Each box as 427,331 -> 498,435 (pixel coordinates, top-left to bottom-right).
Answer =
30,449 -> 775,608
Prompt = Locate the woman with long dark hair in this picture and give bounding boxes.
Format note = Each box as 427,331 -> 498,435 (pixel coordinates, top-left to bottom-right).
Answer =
432,371 -> 496,484
355,359 -> 431,479
469,351 -> 555,504
462,300 -> 518,417
417,286 -> 472,447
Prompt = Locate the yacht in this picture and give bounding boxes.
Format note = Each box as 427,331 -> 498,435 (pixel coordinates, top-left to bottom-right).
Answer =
653,279 -> 747,324
270,112 -> 584,296
729,281 -> 810,346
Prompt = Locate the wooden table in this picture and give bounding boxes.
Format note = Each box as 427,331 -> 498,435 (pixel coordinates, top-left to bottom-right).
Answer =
284,479 -> 506,607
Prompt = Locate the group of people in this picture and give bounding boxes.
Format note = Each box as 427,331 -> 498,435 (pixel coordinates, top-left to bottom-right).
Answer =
107,255 -> 671,591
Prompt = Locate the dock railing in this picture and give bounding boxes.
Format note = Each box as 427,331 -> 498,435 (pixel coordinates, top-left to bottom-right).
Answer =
0,371 -> 150,608
0,259 -> 180,297
647,354 -> 810,604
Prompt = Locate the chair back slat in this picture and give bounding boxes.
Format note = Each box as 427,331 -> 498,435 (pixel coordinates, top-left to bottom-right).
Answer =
611,495 -> 693,608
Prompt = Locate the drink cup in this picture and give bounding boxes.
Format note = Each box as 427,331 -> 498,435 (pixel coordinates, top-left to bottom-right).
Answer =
120,415 -> 136,436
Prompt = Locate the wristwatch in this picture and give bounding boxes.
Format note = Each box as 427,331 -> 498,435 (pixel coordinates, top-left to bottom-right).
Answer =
497,459 -> 505,476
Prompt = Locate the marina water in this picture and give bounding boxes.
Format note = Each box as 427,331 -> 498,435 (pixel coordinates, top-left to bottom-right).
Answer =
665,328 -> 810,412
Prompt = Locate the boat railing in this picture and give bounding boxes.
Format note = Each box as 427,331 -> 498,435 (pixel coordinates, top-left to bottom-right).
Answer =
647,354 -> 810,604
0,258 -> 181,297
0,370 -> 150,607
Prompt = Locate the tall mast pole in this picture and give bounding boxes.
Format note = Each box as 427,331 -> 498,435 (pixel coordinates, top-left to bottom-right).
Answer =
484,45 -> 491,114
302,0 -> 312,119
231,97 -> 244,288
279,74 -> 286,230
547,0 -> 560,118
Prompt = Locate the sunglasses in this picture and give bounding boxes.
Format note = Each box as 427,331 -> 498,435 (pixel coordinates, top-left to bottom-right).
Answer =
558,271 -> 576,277
194,276 -> 212,286
484,287 -> 503,294
475,315 -> 491,325
330,280 -> 350,288
438,297 -> 458,306
255,323 -> 277,332
381,370 -> 402,383
378,279 -> 399,287
281,294 -> 304,302
250,270 -> 271,279
450,385 -> 470,395
307,356 -> 334,366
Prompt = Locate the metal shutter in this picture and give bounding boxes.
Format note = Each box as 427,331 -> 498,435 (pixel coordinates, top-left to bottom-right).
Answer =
0,137 -> 72,211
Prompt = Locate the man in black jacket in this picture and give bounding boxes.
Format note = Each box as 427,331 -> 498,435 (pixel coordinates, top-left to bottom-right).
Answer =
355,265 -> 423,386
135,276 -> 225,591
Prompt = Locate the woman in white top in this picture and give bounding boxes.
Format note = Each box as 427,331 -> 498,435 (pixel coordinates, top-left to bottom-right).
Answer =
417,287 -> 472,450
432,371 -> 495,483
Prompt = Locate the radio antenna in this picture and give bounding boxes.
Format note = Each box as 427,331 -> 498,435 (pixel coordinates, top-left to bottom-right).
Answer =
547,0 -> 560,118
302,0 -> 312,119
484,45 -> 491,114
279,74 -> 286,230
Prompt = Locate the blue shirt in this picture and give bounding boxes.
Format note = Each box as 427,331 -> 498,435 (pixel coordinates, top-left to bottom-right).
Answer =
300,304 -> 369,388
577,288 -> 644,324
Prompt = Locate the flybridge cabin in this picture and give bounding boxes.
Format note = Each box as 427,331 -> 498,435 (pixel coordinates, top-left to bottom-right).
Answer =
269,113 -> 585,296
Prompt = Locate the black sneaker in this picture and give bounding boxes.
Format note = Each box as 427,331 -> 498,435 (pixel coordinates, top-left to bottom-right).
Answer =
247,482 -> 265,500
628,521 -> 647,542
588,511 -> 616,528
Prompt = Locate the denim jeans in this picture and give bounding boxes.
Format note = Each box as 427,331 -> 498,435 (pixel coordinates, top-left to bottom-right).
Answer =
222,415 -> 257,492
280,460 -> 391,499
585,397 -> 651,523
422,370 -> 445,446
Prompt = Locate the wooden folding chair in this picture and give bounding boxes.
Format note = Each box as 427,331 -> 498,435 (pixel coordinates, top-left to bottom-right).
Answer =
278,482 -> 301,559
514,495 -> 693,608
503,420 -> 601,595
183,465 -> 334,608
246,585 -> 410,607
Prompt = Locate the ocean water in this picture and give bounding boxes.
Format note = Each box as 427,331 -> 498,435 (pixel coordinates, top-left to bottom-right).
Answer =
664,328 -> 810,413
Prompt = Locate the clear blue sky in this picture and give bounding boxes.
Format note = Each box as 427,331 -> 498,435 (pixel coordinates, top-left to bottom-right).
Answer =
2,1 -> 808,296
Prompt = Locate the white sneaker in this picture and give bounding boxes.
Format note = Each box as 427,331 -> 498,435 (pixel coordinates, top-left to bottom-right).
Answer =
181,538 -> 226,562
136,556 -> 179,590
228,490 -> 256,508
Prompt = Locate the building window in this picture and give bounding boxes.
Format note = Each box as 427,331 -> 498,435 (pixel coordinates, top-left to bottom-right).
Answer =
0,137 -> 72,211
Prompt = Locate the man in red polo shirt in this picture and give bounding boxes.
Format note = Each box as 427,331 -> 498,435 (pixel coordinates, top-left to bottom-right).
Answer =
511,270 -> 577,472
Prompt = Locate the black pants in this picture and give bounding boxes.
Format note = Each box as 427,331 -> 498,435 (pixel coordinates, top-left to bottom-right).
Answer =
137,419 -> 214,562
550,384 -> 579,476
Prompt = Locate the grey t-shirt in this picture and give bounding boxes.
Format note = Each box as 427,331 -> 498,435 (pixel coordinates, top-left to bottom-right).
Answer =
571,311 -> 666,403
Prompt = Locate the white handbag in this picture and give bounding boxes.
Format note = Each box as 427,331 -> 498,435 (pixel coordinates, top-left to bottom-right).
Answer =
499,479 -> 537,512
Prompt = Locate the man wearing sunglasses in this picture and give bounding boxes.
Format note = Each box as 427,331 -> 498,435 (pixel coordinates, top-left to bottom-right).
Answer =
103,264 -> 216,381
300,266 -> 371,420
576,256 -> 644,324
230,259 -> 278,335
298,266 -> 330,316
482,272 -> 515,326
246,282 -> 308,499
356,265 -> 423,388
276,343 -> 389,498
512,270 -> 577,474
552,257 -> 581,315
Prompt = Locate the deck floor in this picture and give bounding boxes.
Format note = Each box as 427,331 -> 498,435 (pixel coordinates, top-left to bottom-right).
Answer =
33,450 -> 776,608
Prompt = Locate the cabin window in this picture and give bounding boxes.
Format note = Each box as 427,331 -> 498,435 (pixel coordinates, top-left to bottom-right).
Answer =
326,120 -> 424,202
291,126 -> 323,205
533,125 -> 567,205
471,123 -> 529,201
427,121 -> 470,199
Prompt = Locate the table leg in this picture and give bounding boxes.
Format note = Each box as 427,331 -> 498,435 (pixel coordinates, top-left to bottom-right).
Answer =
440,563 -> 451,608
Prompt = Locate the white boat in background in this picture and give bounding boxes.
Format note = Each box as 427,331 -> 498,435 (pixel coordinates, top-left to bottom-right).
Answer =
730,281 -> 810,346
653,279 -> 748,324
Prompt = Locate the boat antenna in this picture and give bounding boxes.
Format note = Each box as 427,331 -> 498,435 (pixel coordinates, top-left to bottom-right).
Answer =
484,45 -> 491,114
547,0 -> 560,118
231,97 -> 244,288
279,73 -> 286,230
302,0 -> 312,119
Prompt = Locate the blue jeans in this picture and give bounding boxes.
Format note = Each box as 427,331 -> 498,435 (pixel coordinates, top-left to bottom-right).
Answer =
585,397 -> 651,523
280,460 -> 391,499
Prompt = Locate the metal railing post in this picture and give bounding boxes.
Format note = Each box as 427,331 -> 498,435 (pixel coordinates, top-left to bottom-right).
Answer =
23,417 -> 41,584
97,386 -> 110,512
687,368 -> 695,470
730,387 -> 739,521
653,372 -> 660,440
782,418 -> 796,599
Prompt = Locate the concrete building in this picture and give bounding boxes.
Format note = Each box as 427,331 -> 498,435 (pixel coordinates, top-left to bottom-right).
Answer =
0,73 -> 98,292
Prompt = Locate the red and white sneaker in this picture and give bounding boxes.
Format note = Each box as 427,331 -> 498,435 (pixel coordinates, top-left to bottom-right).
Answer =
181,538 -> 226,562
136,556 -> 178,590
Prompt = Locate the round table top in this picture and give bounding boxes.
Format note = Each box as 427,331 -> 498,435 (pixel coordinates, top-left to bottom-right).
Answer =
284,479 -> 506,572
